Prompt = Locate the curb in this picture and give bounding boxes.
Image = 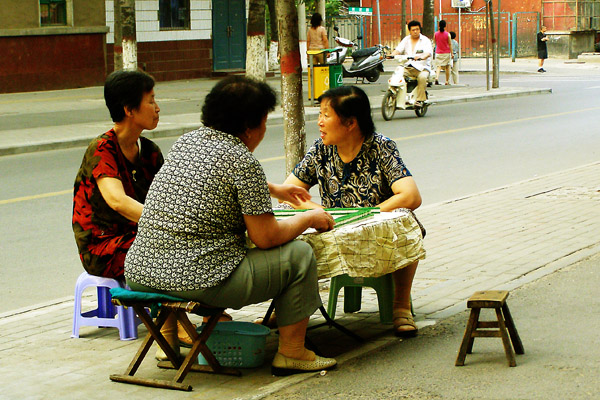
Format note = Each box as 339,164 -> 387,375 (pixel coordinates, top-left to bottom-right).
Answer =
0,88 -> 550,157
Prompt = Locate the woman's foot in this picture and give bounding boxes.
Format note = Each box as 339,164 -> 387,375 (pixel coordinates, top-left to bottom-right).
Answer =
393,309 -> 418,338
271,349 -> 337,376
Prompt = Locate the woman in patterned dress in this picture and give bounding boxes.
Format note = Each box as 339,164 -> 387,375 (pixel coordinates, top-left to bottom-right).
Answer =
72,70 -> 163,279
125,76 -> 338,376
284,85 -> 423,337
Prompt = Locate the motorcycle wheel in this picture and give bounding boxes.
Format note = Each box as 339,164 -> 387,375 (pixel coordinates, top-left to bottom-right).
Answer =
415,104 -> 428,117
382,90 -> 397,121
366,68 -> 380,83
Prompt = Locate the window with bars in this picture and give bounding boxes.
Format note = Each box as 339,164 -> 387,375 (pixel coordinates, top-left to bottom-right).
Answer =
159,0 -> 191,30
40,0 -> 67,26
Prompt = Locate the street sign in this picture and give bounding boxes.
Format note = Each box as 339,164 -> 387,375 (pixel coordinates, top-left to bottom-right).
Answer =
348,7 -> 372,16
451,0 -> 472,7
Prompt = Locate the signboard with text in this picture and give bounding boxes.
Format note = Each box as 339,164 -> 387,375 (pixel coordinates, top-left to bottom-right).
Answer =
348,7 -> 372,16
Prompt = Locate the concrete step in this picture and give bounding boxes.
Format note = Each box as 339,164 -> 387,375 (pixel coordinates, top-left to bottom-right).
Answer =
577,52 -> 600,63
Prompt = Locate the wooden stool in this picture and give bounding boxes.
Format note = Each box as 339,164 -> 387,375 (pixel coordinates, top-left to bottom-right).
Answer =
108,288 -> 241,391
455,290 -> 524,367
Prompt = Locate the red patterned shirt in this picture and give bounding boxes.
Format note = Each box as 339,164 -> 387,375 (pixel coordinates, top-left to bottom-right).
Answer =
72,129 -> 163,278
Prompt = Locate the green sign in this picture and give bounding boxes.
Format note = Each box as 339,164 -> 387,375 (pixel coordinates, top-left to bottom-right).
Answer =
348,7 -> 372,16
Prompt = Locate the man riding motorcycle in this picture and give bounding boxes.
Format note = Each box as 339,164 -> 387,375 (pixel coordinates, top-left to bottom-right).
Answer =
391,20 -> 433,107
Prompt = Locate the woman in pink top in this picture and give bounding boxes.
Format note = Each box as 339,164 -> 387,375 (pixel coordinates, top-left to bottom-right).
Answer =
307,13 -> 329,65
434,20 -> 453,85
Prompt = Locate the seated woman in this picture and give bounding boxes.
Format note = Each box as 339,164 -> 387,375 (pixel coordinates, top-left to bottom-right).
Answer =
124,76 -> 338,376
72,69 -> 194,351
72,69 -> 163,280
283,85 -> 423,337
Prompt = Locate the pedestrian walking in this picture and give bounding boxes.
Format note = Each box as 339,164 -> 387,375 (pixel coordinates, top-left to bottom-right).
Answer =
450,31 -> 459,84
537,26 -> 549,72
433,20 -> 452,85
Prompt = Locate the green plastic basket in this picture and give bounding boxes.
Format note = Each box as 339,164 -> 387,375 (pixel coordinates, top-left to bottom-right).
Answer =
197,321 -> 271,368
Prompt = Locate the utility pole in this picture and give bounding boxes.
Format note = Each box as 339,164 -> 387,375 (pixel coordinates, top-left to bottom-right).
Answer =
488,0 -> 499,88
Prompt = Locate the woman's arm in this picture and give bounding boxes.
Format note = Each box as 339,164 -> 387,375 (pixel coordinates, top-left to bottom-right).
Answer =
268,182 -> 311,207
281,174 -> 324,209
244,208 -> 334,249
321,27 -> 329,48
376,177 -> 422,212
97,176 -> 143,222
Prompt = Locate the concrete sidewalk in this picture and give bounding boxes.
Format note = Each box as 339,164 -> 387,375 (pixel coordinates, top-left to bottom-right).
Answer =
1,159 -> 598,399
3,56 -> 590,157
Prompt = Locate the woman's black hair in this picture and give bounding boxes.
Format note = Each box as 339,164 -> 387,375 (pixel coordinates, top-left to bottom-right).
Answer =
439,20 -> 447,32
317,86 -> 375,138
310,13 -> 323,29
104,70 -> 155,123
407,20 -> 422,30
201,76 -> 277,136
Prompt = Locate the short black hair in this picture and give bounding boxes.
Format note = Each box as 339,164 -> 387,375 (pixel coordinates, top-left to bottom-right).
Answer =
450,31 -> 456,39
310,13 -> 323,28
407,20 -> 422,30
104,70 -> 155,123
318,86 -> 375,138
201,76 -> 277,136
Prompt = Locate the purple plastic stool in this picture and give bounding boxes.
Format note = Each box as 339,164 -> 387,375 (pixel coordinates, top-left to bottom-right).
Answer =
71,272 -> 140,341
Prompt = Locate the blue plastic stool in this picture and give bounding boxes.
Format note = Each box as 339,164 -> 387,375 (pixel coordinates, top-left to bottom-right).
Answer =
71,272 -> 140,340
327,273 -> 395,324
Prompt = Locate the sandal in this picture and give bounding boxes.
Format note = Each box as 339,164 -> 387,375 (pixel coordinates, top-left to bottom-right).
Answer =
393,309 -> 418,338
271,352 -> 337,376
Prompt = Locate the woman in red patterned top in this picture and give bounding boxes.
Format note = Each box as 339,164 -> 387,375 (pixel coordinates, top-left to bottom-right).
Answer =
72,70 -> 163,279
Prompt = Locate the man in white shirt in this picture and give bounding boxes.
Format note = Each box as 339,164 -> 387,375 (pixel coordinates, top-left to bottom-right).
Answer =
391,20 -> 433,106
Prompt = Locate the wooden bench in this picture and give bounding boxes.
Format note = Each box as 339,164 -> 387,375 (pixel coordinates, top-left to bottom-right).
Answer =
108,288 -> 241,391
455,290 -> 524,367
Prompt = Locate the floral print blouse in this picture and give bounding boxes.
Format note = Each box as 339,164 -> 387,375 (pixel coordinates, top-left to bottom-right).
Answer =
293,132 -> 412,208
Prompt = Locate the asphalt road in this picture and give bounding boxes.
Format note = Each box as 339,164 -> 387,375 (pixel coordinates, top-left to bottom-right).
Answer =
1,72 -> 599,314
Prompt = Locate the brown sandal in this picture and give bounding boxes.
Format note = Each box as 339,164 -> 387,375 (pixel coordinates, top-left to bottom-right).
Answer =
393,309 -> 418,338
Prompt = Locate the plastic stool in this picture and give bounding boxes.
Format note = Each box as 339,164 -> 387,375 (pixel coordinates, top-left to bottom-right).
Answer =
327,273 -> 395,324
71,272 -> 140,340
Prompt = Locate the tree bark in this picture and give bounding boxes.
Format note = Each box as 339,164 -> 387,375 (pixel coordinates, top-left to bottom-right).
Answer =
267,0 -> 279,71
119,0 -> 137,71
113,0 -> 123,71
276,0 -> 306,176
422,0 -> 435,38
246,0 -> 266,80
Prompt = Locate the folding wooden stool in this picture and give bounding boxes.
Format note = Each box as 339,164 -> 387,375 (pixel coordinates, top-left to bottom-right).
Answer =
455,290 -> 524,367
108,288 -> 241,391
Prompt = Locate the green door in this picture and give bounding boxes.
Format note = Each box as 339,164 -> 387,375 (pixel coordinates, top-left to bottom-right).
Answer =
213,0 -> 246,70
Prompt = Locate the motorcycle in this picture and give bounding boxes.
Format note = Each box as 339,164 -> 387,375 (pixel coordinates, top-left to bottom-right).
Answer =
326,27 -> 387,83
381,55 -> 435,119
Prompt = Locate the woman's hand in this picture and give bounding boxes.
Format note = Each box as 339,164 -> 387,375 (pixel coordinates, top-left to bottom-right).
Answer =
305,208 -> 335,232
268,182 -> 312,206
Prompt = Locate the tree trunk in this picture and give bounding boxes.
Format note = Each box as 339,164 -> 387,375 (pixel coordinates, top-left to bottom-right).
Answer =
276,0 -> 306,176
422,0 -> 435,38
246,0 -> 266,80
113,0 -> 123,71
267,0 -> 279,71
120,0 -> 137,71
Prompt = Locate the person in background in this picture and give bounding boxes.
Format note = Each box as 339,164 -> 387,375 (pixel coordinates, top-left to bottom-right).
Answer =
124,76 -> 338,376
283,86 -> 423,338
433,20 -> 453,85
391,20 -> 433,107
307,12 -> 329,65
450,31 -> 460,84
537,26 -> 549,73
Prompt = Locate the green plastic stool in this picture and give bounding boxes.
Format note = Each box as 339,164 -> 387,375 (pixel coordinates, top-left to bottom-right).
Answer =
327,273 -> 395,324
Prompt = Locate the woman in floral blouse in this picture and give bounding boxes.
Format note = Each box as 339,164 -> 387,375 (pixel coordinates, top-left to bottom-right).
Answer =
125,76 -> 338,376
72,70 -> 163,279
284,85 -> 423,337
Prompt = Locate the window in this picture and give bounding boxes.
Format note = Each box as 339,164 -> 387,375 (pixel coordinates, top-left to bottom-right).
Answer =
40,0 -> 67,26
159,0 -> 191,30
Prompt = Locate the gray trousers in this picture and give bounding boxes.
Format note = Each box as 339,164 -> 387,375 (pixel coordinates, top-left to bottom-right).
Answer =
126,240 -> 322,327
